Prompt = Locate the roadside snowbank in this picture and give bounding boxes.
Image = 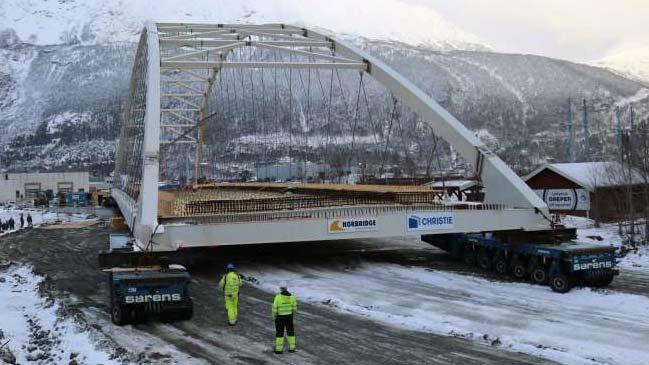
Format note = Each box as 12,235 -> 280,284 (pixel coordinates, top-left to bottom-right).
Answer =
244,263 -> 649,365
0,264 -> 118,364
562,215 -> 649,273
618,246 -> 649,272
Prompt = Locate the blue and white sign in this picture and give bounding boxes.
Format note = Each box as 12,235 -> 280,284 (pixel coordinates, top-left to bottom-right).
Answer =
407,212 -> 455,231
533,189 -> 590,211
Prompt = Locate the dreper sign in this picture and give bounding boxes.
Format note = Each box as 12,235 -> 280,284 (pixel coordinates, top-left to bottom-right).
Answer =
407,212 -> 455,231
533,189 -> 590,210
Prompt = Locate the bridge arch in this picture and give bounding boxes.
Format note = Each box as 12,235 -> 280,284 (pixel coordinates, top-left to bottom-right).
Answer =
113,22 -> 548,247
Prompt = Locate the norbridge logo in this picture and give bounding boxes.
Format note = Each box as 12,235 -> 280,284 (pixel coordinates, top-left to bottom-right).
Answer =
407,213 -> 454,231
125,294 -> 182,303
328,218 -> 378,233
329,220 -> 344,232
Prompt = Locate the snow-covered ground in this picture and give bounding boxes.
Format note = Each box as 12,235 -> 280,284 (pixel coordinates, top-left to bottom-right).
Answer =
0,263 -> 208,365
563,215 -> 649,273
242,216 -> 649,365
0,206 -> 96,237
2,209 -> 646,364
0,265 -> 118,364
244,262 -> 649,365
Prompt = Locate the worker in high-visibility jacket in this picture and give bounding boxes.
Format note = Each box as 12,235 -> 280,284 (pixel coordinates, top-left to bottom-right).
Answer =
272,281 -> 298,354
219,263 -> 243,325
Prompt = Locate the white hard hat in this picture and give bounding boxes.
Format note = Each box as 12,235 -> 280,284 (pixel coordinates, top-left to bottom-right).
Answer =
279,281 -> 288,289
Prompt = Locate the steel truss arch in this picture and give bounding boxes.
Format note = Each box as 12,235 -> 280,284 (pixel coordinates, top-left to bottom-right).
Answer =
114,22 -> 549,247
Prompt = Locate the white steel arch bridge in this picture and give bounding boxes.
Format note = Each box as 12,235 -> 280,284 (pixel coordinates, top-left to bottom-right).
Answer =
113,21 -> 550,251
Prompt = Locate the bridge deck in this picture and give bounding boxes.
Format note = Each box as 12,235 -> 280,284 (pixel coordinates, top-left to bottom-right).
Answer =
158,183 -> 448,218
113,184 -> 547,251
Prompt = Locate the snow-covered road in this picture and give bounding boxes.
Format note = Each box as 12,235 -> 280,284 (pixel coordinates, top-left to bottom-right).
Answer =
1,215 -> 647,365
0,226 -> 559,364
244,261 -> 649,365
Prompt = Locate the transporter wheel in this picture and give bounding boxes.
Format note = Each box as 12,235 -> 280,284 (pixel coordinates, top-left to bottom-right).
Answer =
111,299 -> 127,326
477,248 -> 493,271
494,256 -> 508,275
587,271 -> 615,287
450,242 -> 464,260
511,260 -> 527,280
549,274 -> 572,293
132,306 -> 146,323
462,246 -> 476,266
530,266 -> 548,285
599,272 -> 615,287
578,270 -> 597,287
179,306 -> 194,321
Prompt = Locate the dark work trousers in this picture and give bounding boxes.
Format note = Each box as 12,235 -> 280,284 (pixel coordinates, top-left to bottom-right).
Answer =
275,314 -> 295,337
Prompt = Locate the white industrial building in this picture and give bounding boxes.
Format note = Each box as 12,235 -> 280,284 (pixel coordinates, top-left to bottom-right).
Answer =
254,162 -> 330,182
0,172 -> 89,202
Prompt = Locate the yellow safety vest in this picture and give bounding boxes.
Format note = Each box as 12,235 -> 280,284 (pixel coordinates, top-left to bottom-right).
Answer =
273,292 -> 297,317
219,271 -> 242,296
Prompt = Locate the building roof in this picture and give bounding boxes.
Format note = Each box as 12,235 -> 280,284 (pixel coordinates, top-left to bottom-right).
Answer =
426,180 -> 478,191
524,162 -> 646,191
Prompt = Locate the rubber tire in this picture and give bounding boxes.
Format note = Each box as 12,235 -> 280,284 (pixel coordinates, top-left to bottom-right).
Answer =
463,246 -> 476,266
179,306 -> 194,321
132,306 -> 145,323
578,271 -> 597,287
477,248 -> 493,271
494,256 -> 508,275
549,274 -> 572,293
450,242 -> 463,261
587,271 -> 615,287
598,272 -> 615,287
111,299 -> 126,326
530,267 -> 548,285
511,260 -> 527,280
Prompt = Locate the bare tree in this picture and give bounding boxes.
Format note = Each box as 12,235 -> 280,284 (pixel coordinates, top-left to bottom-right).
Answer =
630,119 -> 649,244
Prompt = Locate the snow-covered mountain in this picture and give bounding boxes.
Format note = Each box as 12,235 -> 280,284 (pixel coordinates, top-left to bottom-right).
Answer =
0,0 -> 488,50
1,0 -> 648,174
592,48 -> 649,85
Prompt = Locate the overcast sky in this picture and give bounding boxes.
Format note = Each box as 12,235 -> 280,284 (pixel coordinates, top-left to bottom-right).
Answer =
415,0 -> 649,61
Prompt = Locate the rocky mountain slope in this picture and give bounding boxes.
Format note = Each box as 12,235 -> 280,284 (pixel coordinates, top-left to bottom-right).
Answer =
0,1 -> 648,174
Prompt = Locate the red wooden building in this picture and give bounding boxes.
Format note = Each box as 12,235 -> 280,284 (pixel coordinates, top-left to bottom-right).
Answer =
524,162 -> 647,222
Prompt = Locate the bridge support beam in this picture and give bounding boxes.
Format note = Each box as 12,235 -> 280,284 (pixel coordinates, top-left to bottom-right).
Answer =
134,21 -> 162,246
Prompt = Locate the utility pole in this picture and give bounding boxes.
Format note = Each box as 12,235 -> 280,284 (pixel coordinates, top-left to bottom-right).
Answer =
629,106 -> 635,166
615,106 -> 623,163
582,98 -> 590,161
627,105 -> 636,239
567,97 -> 575,162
